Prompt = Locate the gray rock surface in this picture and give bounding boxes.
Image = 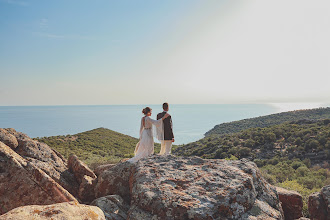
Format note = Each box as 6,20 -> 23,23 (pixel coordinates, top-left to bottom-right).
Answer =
128,155 -> 284,219
0,128 -> 18,149
91,195 -> 129,220
94,164 -> 116,176
95,161 -> 135,203
97,155 -> 283,219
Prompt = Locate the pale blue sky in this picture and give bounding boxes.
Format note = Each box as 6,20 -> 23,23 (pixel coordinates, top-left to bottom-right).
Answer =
1,0 -> 329,106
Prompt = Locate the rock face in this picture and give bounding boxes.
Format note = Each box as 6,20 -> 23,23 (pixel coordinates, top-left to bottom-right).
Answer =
308,185 -> 330,220
0,141 -> 77,215
91,195 -> 130,220
3,128 -> 79,197
276,187 -> 303,220
0,201 -> 106,220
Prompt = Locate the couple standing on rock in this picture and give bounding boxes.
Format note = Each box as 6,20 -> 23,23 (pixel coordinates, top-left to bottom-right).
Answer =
128,102 -> 174,163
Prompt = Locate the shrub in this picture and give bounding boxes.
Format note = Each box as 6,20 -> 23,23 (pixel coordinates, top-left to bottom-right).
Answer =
225,155 -> 238,160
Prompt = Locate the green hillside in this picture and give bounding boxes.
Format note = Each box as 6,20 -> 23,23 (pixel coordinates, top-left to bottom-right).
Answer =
206,107 -> 330,136
175,119 -> 330,163
35,127 -> 160,167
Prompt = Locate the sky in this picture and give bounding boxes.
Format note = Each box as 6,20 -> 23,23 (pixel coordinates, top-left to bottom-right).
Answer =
1,0 -> 330,106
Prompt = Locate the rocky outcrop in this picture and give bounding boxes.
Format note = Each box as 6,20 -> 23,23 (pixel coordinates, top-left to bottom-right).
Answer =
3,128 -> 79,196
94,164 -> 116,176
276,187 -> 303,220
0,201 -> 106,220
308,185 -> 330,220
0,128 -> 18,149
91,195 -> 129,220
95,161 -> 135,203
129,156 -> 284,219
0,141 -> 77,215
96,155 -> 284,219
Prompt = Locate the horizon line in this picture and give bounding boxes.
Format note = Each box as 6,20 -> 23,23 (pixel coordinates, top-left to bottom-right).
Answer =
0,103 -> 329,107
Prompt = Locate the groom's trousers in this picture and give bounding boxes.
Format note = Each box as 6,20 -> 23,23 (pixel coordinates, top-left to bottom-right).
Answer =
160,140 -> 172,155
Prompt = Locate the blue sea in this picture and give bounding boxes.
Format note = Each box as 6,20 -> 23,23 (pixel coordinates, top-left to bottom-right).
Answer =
0,104 -> 301,144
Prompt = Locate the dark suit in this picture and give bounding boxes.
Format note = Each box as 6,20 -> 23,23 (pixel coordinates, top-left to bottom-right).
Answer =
157,111 -> 174,140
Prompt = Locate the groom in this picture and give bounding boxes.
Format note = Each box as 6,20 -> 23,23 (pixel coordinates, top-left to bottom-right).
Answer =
157,102 -> 174,155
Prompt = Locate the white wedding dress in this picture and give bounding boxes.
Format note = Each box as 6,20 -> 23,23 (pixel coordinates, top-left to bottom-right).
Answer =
128,116 -> 164,163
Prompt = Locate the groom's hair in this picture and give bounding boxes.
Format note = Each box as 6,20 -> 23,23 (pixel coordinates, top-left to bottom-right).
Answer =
163,102 -> 169,110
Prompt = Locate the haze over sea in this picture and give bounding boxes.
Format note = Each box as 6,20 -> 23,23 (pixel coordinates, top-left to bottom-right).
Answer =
1,103 -> 328,145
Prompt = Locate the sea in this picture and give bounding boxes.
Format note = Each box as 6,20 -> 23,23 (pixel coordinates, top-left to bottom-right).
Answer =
0,104 -> 327,145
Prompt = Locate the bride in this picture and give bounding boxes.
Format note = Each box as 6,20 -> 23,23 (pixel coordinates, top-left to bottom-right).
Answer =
128,107 -> 169,163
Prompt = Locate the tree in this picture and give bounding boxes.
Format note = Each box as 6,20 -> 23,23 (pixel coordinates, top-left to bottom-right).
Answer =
295,137 -> 303,146
244,139 -> 255,148
305,139 -> 319,150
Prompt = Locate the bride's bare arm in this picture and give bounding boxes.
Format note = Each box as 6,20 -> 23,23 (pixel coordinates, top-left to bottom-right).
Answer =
142,116 -> 146,127
162,113 -> 170,120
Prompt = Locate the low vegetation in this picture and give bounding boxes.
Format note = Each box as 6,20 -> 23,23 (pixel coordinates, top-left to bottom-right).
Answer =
262,158 -> 329,216
175,119 -> 330,162
206,107 -> 330,136
35,127 -> 163,167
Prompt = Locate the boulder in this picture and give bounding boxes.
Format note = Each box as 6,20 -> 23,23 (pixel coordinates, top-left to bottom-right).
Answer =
275,186 -> 303,220
0,201 -> 106,220
79,175 -> 97,203
3,128 -> 79,196
127,205 -> 156,220
0,141 -> 77,215
91,195 -> 130,220
308,185 -> 330,220
94,164 -> 116,176
242,199 -> 285,220
128,155 -> 284,219
95,161 -> 135,203
0,128 -> 18,149
68,154 -> 97,184
321,185 -> 330,214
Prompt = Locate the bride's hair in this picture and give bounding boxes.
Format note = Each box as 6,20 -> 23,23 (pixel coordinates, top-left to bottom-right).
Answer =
142,107 -> 152,115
